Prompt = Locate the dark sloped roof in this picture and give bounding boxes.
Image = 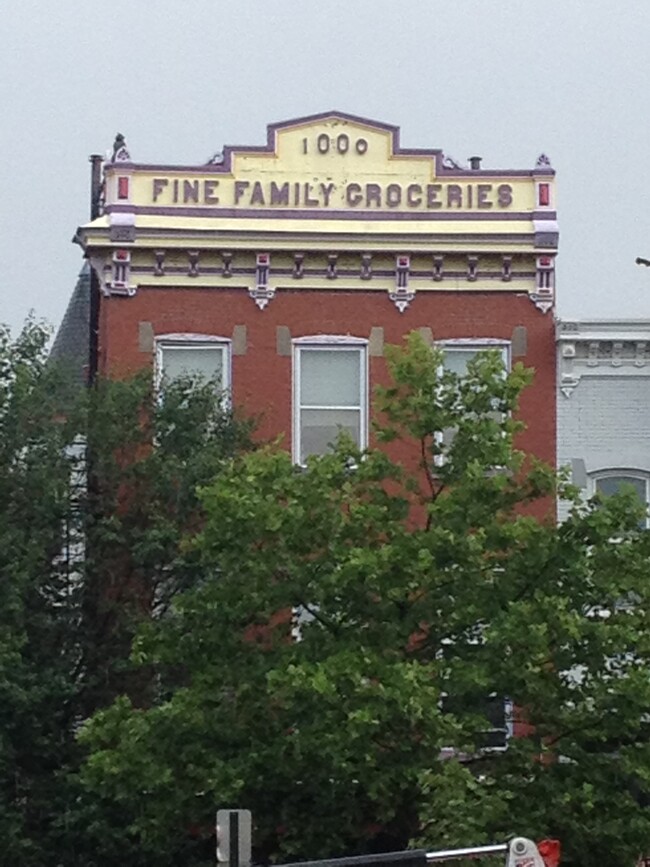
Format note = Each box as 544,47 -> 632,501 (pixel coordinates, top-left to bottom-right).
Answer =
49,263 -> 90,387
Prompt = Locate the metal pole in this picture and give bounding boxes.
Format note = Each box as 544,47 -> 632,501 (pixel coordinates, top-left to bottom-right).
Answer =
279,851 -> 428,867
426,844 -> 508,862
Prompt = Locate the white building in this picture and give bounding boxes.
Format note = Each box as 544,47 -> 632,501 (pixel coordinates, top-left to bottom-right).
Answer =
557,319 -> 650,524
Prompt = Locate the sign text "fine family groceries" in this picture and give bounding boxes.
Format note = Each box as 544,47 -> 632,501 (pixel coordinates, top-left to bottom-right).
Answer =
149,178 -> 516,211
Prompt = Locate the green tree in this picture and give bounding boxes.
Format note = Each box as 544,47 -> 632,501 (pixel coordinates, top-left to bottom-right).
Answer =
0,320 -> 254,865
79,333 -> 650,867
79,367 -> 254,715
0,319 -> 82,863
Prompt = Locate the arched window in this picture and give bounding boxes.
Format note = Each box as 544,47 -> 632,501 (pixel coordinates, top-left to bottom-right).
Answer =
592,471 -> 650,529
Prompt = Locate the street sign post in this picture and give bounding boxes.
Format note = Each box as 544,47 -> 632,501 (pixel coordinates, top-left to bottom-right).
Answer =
217,808 -> 252,867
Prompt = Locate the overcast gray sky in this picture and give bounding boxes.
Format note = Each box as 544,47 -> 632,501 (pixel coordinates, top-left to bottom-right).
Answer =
2,0 -> 650,334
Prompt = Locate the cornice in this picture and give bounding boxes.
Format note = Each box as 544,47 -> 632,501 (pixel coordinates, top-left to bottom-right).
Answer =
557,319 -> 650,397
557,319 -> 650,342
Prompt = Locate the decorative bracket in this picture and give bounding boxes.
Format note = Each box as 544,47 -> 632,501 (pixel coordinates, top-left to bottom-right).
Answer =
107,249 -> 136,296
389,255 -> 415,312
89,251 -> 136,296
360,253 -> 372,280
250,253 -> 275,309
188,250 -> 200,277
221,251 -> 233,277
560,376 -> 580,398
560,342 -> 578,396
530,294 -> 554,314
153,250 -> 165,276
611,341 -> 624,367
635,341 -> 647,367
530,254 -> 555,313
587,341 -> 600,367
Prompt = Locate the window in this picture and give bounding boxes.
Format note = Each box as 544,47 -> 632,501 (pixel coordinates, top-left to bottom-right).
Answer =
441,693 -> 513,753
156,335 -> 230,393
593,472 -> 650,528
293,337 -> 368,464
441,341 -> 510,377
483,696 -> 514,751
436,341 -> 510,460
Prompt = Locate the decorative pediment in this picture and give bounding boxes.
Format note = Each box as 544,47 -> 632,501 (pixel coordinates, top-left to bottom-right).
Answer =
100,112 -> 549,218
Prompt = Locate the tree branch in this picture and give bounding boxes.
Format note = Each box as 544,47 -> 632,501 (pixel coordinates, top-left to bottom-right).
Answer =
296,600 -> 341,636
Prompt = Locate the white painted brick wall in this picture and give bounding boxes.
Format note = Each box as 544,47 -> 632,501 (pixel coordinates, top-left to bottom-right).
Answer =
557,376 -> 650,520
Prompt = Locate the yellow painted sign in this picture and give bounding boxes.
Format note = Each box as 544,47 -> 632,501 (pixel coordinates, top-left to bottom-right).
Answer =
109,115 -> 545,215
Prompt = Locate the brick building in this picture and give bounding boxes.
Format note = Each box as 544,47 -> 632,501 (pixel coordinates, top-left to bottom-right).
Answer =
71,111 -> 558,483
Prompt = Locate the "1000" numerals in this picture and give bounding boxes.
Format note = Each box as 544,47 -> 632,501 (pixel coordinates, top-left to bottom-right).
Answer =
302,133 -> 369,155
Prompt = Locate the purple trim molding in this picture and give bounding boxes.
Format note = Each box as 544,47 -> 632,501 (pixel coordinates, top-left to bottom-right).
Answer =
135,283 -> 540,302
91,226 -> 538,245
130,266 -> 537,280
102,111 -> 555,179
105,203 -> 554,223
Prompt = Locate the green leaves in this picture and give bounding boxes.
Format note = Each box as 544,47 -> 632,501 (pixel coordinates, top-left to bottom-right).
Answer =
19,327 -> 649,865
375,333 -> 534,487
0,320 -> 254,866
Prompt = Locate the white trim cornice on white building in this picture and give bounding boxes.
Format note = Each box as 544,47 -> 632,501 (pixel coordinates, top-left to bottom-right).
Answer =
557,319 -> 650,397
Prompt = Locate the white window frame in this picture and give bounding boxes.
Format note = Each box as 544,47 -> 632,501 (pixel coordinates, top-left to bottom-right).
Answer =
292,335 -> 368,464
590,470 -> 650,529
434,339 -> 511,465
155,333 -> 231,396
438,338 -> 511,373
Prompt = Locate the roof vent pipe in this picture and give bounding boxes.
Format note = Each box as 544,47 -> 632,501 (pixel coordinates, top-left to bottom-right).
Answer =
469,156 -> 482,170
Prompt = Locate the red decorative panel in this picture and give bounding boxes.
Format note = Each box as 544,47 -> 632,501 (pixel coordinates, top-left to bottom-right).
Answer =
117,176 -> 130,200
538,183 -> 550,207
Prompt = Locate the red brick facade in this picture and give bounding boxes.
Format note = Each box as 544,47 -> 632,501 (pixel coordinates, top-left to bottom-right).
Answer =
99,287 -> 556,501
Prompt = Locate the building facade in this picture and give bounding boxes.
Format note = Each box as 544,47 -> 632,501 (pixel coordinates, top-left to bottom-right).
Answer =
557,319 -> 650,523
73,112 -> 558,488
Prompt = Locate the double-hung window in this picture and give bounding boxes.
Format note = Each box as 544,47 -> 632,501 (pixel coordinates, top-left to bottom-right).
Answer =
293,337 -> 368,464
441,340 -> 510,379
436,340 -> 510,458
156,335 -> 231,393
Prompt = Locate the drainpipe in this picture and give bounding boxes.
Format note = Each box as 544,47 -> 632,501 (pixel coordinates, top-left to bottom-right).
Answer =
87,154 -> 103,386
